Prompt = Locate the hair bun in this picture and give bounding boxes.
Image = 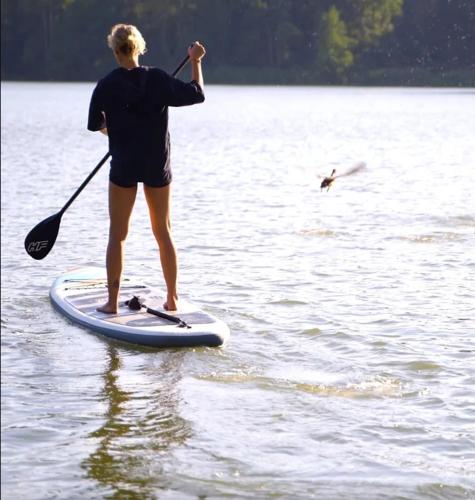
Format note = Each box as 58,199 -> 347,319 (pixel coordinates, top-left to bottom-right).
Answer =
107,24 -> 147,56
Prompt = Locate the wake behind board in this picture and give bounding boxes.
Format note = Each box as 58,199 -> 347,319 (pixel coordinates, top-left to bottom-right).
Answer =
50,267 -> 230,348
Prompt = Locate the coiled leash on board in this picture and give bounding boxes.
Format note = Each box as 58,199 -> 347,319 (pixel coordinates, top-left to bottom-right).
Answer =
125,295 -> 191,329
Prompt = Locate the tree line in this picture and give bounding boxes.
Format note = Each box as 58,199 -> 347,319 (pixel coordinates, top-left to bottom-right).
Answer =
1,0 -> 474,86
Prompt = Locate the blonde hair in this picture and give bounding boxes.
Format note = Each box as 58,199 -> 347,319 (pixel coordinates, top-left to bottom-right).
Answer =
107,24 -> 147,56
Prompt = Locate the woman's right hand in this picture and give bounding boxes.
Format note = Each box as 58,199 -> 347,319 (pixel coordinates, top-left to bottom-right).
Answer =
189,41 -> 206,62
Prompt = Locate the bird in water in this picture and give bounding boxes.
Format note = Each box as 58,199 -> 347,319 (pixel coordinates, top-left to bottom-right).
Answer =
319,162 -> 366,192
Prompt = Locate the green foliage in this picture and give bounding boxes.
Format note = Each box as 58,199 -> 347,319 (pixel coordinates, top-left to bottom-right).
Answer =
347,0 -> 403,45
1,0 -> 473,85
318,6 -> 355,77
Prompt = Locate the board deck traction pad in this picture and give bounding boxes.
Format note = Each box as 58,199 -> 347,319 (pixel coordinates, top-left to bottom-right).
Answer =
50,267 -> 230,347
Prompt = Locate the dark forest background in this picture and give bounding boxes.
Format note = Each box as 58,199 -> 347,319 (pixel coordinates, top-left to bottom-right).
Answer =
1,0 -> 474,85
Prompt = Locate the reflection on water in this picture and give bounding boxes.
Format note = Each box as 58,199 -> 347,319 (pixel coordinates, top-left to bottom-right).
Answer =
82,347 -> 191,498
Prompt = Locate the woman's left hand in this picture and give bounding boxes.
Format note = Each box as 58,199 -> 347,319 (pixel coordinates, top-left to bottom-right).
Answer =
189,41 -> 206,62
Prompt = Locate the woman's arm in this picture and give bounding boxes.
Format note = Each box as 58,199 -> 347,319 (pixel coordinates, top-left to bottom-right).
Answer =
188,41 -> 206,89
87,87 -> 107,132
99,112 -> 108,135
165,43 -> 206,107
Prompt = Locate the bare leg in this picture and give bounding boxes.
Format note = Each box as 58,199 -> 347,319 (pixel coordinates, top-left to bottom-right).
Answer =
97,182 -> 137,313
143,183 -> 178,311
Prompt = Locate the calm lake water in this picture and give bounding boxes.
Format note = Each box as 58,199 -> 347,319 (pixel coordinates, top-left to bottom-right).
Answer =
1,81 -> 475,499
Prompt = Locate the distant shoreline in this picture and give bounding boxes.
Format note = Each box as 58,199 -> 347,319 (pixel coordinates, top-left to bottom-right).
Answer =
2,80 -> 474,89
2,67 -> 474,88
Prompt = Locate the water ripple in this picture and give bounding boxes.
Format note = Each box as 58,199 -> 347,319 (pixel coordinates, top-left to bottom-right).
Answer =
2,83 -> 475,498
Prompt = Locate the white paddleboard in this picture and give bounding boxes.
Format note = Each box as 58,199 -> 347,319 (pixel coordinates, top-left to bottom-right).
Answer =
50,267 -> 230,348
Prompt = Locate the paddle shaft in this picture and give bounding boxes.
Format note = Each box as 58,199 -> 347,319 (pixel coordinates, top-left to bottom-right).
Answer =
173,53 -> 192,78
59,152 -> 110,216
59,53 -> 191,216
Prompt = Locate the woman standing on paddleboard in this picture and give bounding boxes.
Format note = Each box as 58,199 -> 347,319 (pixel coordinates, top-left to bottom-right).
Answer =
88,24 -> 205,313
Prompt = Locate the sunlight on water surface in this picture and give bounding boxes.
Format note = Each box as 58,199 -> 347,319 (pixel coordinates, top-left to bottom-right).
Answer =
1,82 -> 475,499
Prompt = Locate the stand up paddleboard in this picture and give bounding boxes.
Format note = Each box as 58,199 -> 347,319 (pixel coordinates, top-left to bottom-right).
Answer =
50,267 -> 230,348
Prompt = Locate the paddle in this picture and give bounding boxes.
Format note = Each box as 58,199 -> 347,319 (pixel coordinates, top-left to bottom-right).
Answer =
24,51 -> 191,260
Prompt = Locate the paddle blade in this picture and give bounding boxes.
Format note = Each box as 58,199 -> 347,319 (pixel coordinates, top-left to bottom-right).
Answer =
24,213 -> 62,260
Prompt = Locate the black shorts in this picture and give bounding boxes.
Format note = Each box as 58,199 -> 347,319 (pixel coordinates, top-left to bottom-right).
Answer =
109,163 -> 172,188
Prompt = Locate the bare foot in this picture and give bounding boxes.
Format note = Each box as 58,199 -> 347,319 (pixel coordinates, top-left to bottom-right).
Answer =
97,303 -> 118,314
163,296 -> 178,312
